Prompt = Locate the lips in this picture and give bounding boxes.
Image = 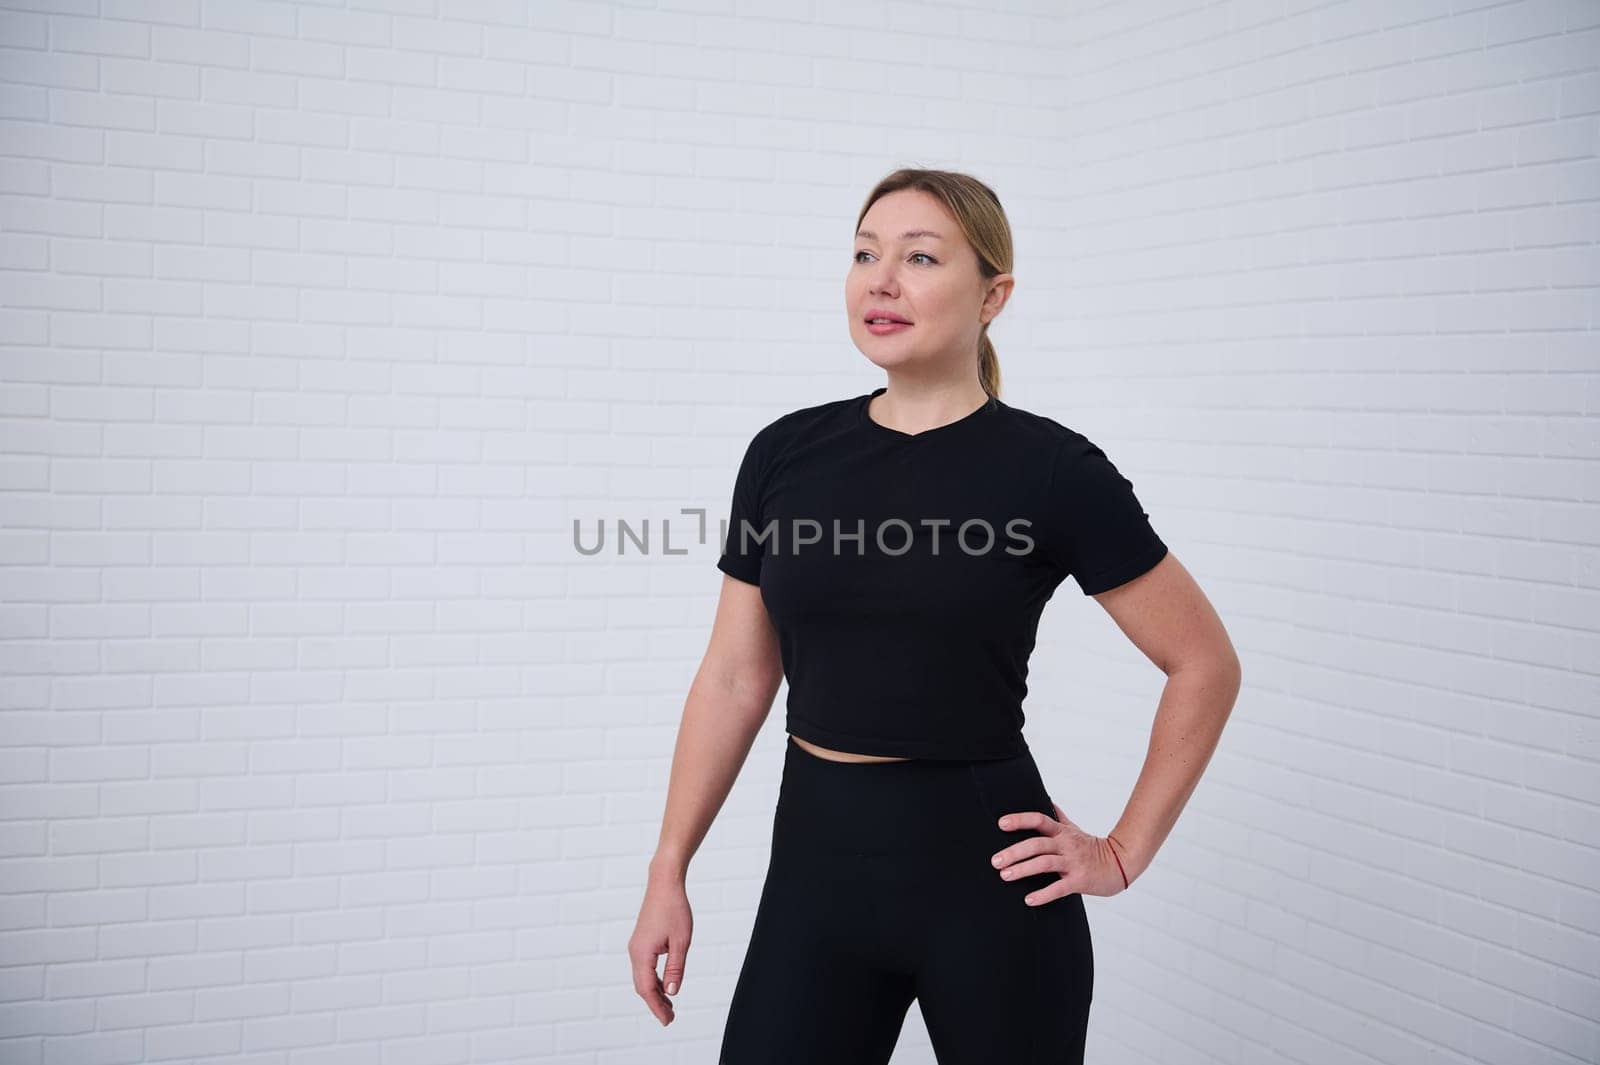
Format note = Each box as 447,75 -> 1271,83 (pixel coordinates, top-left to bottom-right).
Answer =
864,309 -> 911,324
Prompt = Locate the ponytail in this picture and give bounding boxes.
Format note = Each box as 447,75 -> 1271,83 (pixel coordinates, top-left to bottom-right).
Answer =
978,330 -> 1001,400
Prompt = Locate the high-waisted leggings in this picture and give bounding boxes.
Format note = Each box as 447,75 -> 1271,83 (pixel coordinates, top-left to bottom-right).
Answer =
719,736 -> 1093,1064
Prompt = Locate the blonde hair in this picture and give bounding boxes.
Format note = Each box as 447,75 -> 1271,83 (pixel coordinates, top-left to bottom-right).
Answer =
855,168 -> 1013,399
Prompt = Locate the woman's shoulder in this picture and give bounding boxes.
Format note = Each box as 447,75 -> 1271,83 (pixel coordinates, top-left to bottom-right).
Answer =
990,397 -> 1087,453
745,390 -> 867,446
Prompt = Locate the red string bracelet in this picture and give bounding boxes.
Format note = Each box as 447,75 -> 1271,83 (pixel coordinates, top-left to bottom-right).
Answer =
1107,835 -> 1129,890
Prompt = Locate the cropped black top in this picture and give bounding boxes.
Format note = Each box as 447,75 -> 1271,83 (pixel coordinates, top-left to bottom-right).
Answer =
715,387 -> 1169,760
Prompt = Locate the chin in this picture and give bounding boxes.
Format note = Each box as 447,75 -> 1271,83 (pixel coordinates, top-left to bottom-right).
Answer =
856,347 -> 927,373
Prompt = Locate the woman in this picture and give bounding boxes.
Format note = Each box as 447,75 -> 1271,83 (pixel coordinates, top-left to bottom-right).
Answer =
628,168 -> 1241,1064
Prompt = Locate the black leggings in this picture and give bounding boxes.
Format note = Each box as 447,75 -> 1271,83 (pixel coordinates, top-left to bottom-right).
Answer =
719,736 -> 1093,1064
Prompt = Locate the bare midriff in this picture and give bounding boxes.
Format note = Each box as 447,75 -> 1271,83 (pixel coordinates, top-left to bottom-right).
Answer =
789,734 -> 911,763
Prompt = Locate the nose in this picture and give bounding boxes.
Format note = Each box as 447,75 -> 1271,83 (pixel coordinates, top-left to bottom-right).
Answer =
867,260 -> 899,295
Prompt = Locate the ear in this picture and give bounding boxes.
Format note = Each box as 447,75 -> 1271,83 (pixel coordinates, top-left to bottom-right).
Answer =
982,273 -> 1014,321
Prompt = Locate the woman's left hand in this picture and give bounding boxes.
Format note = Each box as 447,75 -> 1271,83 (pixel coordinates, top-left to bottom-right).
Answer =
989,801 -> 1131,902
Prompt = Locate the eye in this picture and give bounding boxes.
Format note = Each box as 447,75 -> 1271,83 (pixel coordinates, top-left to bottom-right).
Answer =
853,250 -> 938,265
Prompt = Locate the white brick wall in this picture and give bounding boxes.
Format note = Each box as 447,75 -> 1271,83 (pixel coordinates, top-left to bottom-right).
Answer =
2,2 -> 1597,1063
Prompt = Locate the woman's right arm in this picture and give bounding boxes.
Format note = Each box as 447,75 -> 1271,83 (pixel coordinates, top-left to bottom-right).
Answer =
651,572 -> 783,881
629,573 -> 784,1026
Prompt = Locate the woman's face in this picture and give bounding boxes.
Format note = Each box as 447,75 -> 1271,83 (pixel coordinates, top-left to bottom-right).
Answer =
846,188 -> 1011,378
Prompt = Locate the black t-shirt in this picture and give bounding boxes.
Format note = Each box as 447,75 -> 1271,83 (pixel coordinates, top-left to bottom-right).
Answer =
716,386 -> 1168,760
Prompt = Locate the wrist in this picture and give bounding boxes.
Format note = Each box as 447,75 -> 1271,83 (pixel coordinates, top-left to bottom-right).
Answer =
648,852 -> 688,886
1105,833 -> 1143,886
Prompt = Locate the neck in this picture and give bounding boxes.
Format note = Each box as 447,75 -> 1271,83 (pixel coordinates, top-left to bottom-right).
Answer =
869,378 -> 990,435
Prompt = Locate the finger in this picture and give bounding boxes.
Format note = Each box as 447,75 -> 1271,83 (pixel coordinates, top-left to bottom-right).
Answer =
998,810 -> 1059,835
652,985 -> 675,1025
629,944 -> 673,1025
629,940 -> 661,997
990,835 -> 1053,870
992,844 -> 1056,876
662,935 -> 687,996
1023,878 -> 1076,907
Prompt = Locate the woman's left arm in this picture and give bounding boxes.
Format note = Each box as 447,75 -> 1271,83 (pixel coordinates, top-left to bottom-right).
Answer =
1090,551 -> 1242,886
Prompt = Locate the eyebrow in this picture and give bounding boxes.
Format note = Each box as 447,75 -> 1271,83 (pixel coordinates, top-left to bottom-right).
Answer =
855,229 -> 945,242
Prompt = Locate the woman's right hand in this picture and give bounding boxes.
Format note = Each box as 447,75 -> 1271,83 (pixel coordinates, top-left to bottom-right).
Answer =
628,874 -> 693,1027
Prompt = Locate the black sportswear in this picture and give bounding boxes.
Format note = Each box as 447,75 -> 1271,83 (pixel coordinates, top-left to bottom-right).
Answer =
718,736 -> 1094,1063
715,386 -> 1168,761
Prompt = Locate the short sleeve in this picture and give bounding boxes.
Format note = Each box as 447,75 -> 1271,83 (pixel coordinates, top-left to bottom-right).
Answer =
715,429 -> 772,586
1040,436 -> 1169,596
